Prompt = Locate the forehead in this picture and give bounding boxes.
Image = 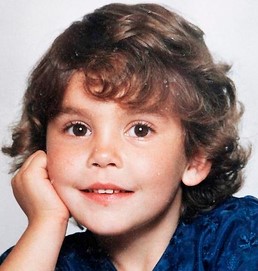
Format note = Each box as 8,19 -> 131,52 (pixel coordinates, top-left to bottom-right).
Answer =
62,71 -> 175,116
56,72 -> 183,136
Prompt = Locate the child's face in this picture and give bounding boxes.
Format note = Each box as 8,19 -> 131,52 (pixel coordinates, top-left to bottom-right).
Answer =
46,72 -> 189,236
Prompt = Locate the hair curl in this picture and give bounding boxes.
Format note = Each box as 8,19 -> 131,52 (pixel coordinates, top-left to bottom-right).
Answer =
2,3 -> 250,220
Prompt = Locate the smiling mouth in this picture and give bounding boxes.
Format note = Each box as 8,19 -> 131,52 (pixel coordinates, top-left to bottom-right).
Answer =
85,189 -> 131,194
81,187 -> 133,205
81,183 -> 134,205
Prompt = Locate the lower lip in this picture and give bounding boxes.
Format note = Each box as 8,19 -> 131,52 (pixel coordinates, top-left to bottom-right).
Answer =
81,191 -> 134,205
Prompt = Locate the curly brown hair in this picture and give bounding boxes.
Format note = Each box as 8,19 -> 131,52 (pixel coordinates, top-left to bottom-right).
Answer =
2,3 -> 250,220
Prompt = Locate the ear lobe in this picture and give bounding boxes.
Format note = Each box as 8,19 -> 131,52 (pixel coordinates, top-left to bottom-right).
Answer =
182,155 -> 211,186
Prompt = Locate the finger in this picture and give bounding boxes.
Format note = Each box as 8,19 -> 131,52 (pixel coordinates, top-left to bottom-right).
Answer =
20,150 -> 47,173
12,150 -> 48,189
11,151 -> 51,204
23,151 -> 48,180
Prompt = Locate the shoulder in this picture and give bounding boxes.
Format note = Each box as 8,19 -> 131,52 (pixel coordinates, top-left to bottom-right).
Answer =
0,231 -> 113,270
207,195 -> 258,222
185,196 -> 258,233
171,196 -> 258,270
201,196 -> 258,269
195,196 -> 258,244
201,196 -> 258,243
203,196 -> 258,268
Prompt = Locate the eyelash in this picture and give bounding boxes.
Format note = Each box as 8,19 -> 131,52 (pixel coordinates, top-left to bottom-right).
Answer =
126,121 -> 155,138
63,120 -> 155,138
64,121 -> 91,137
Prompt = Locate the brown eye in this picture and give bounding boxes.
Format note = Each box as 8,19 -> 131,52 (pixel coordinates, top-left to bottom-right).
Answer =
128,124 -> 152,138
66,122 -> 91,137
134,125 -> 150,137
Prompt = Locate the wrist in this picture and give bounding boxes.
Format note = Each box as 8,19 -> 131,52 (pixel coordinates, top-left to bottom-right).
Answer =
0,216 -> 68,271
28,215 -> 68,235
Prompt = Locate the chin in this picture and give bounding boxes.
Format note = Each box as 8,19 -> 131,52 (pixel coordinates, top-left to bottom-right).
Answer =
88,223 -> 129,237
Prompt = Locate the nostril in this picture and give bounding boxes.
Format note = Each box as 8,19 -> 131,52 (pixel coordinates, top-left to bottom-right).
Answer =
88,148 -> 121,168
92,162 -> 116,167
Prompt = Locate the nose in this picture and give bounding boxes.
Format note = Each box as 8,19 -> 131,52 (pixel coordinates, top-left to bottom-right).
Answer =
87,136 -> 123,169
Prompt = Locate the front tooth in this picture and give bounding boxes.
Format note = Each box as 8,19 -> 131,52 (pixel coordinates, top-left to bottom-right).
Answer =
91,189 -> 118,194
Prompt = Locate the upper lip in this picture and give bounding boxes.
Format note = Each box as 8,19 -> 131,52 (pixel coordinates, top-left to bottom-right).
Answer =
83,183 -> 133,192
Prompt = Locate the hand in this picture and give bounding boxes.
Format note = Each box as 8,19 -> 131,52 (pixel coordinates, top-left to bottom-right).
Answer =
0,151 -> 69,271
11,150 -> 70,226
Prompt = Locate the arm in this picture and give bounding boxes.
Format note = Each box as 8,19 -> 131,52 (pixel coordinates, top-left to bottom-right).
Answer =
0,151 -> 70,271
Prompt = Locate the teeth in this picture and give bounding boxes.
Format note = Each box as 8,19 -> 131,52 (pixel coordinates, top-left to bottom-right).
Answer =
88,189 -> 123,194
105,189 -> 114,194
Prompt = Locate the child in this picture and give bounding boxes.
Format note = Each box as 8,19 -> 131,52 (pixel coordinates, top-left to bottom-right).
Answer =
0,3 -> 257,270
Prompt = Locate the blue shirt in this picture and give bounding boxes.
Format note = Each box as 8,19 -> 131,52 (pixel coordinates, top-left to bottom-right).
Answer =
1,196 -> 258,270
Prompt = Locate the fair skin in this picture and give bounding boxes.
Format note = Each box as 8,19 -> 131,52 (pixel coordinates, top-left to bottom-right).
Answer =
0,72 -> 211,271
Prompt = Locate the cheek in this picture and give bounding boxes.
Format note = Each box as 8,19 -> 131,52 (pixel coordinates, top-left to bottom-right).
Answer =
153,154 -> 187,193
46,144 -> 81,184
131,148 -> 186,192
139,142 -> 187,176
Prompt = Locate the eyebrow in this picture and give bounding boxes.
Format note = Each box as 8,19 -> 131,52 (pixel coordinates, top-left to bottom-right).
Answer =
56,106 -> 92,118
59,106 -> 83,115
56,105 -> 173,121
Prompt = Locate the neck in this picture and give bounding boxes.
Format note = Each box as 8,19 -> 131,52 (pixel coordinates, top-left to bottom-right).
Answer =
97,191 -> 182,271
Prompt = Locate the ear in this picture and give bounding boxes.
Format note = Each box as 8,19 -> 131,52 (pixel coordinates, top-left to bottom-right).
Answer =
182,154 -> 211,186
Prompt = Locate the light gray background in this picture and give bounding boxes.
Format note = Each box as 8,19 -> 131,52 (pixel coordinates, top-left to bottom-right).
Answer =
0,0 -> 257,254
